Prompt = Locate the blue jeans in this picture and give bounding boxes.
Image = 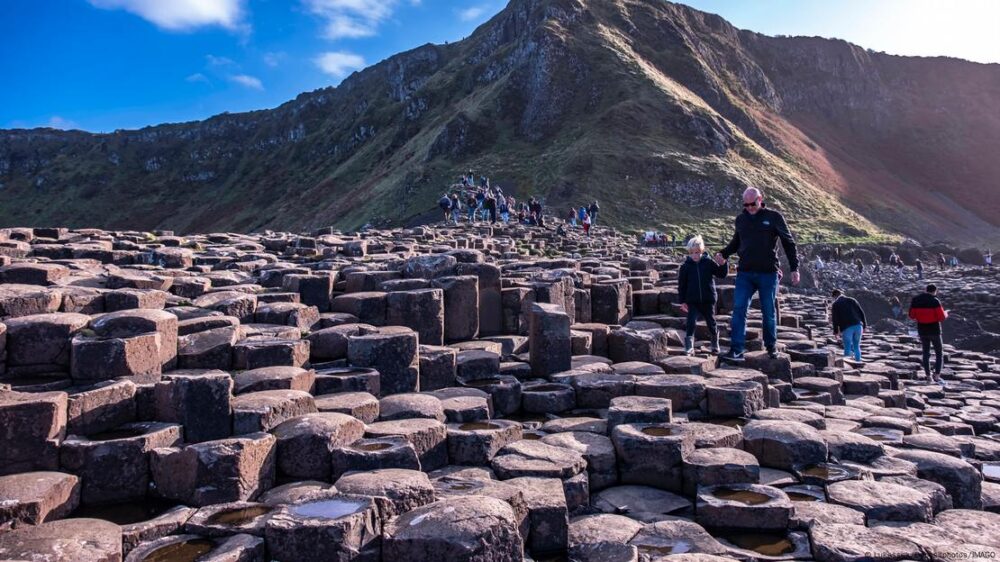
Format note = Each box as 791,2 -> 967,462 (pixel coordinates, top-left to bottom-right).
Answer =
730,271 -> 778,354
841,323 -> 863,361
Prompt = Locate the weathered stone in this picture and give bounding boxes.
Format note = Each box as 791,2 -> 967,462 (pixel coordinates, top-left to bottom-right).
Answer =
150,432 -> 276,507
0,471 -> 80,530
0,518 -> 122,562
383,496 -> 522,562
273,412 -> 366,480
348,327 -> 419,396
0,391 -> 67,475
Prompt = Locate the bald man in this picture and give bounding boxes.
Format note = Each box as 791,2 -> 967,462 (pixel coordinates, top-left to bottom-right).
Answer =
715,188 -> 799,361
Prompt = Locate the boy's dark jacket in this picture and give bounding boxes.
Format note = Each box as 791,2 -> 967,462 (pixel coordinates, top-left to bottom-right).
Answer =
678,253 -> 728,304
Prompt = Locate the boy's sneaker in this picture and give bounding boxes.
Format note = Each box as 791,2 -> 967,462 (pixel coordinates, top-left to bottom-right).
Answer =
720,350 -> 745,362
766,349 -> 779,360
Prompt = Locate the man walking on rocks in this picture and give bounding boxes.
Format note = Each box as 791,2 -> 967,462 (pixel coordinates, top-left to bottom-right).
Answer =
830,289 -> 866,362
715,187 -> 799,361
909,284 -> 948,384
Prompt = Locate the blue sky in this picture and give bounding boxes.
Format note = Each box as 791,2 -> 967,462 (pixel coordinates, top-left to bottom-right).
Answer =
2,0 -> 998,133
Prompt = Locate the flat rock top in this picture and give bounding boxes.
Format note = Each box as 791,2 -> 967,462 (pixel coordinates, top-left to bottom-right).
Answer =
0,518 -> 121,561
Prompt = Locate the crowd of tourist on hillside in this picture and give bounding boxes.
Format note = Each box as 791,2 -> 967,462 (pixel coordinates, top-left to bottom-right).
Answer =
437,171 -> 600,235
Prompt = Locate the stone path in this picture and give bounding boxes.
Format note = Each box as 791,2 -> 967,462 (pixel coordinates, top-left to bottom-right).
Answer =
1,223 -> 999,561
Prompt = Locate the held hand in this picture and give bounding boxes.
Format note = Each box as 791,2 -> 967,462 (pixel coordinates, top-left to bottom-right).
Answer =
679,303 -> 689,314
714,253 -> 725,265
790,271 -> 801,286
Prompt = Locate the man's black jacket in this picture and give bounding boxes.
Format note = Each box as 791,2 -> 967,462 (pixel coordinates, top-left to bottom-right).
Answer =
830,295 -> 867,335
721,206 -> 799,273
677,254 -> 729,305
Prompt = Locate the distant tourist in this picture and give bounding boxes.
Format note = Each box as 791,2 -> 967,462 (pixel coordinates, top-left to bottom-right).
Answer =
986,250 -> 993,268
830,289 -> 867,362
589,201 -> 600,225
450,193 -> 461,225
915,259 -> 924,279
715,187 -> 799,361
679,235 -> 728,355
814,255 -> 824,271
889,295 -> 902,319
938,253 -> 947,269
950,255 -> 959,268
855,258 -> 864,274
485,190 -> 498,224
498,195 -> 510,224
582,211 -> 592,236
568,208 -> 577,226
439,193 -> 452,223
908,284 -> 948,384
466,192 -> 477,223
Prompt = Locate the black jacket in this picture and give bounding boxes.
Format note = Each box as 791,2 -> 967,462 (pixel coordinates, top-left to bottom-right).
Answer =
721,206 -> 799,273
830,296 -> 866,334
677,254 -> 728,304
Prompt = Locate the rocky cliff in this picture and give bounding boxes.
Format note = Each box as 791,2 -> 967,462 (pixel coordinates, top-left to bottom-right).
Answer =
1,0 -> 998,244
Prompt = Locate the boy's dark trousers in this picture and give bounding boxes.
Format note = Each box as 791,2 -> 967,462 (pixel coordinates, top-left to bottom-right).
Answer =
685,303 -> 719,344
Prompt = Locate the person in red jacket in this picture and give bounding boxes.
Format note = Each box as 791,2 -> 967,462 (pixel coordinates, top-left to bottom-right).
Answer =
908,284 -> 948,383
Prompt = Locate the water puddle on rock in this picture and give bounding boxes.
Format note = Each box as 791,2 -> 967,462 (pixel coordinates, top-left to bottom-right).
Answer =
86,427 -> 146,441
526,384 -> 567,393
206,505 -> 272,526
641,426 -> 676,437
354,442 -> 393,451
718,532 -> 795,556
799,464 -> 852,482
635,540 -> 692,556
983,464 -> 1000,480
459,422 -> 503,431
712,488 -> 771,505
464,379 -> 500,388
288,498 -> 366,520
786,491 -> 822,502
141,538 -> 215,562
71,499 -> 180,525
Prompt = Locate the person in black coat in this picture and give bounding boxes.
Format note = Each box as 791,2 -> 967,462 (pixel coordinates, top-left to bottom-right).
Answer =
678,235 -> 729,354
830,289 -> 867,362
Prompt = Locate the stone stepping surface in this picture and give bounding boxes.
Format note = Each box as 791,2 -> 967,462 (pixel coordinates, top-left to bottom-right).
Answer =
0,223 -> 999,561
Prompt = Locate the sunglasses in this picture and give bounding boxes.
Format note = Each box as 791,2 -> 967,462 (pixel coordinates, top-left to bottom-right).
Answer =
743,201 -> 759,208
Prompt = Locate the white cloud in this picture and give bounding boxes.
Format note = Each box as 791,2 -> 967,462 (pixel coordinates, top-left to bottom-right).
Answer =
303,0 -> 420,40
457,6 -> 487,22
88,0 -> 247,31
263,51 -> 286,67
315,51 -> 366,77
229,74 -> 264,90
186,72 -> 210,84
206,54 -> 236,67
45,116 -> 79,130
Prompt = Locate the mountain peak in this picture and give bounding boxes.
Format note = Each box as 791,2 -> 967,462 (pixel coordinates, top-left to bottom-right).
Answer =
1,0 -> 999,245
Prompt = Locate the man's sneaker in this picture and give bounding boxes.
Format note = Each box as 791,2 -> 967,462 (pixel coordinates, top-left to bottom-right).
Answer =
720,350 -> 745,362
766,349 -> 779,360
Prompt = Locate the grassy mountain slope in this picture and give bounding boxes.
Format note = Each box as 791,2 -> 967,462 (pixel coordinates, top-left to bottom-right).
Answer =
1,0 -> 997,245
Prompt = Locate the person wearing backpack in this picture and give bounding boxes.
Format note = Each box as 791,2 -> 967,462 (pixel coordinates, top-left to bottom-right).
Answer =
589,201 -> 600,226
679,235 -> 728,355
438,193 -> 452,223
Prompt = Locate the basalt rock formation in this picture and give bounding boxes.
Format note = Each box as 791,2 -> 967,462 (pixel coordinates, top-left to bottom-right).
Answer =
1,222 -> 1000,560
2,0 -> 999,245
